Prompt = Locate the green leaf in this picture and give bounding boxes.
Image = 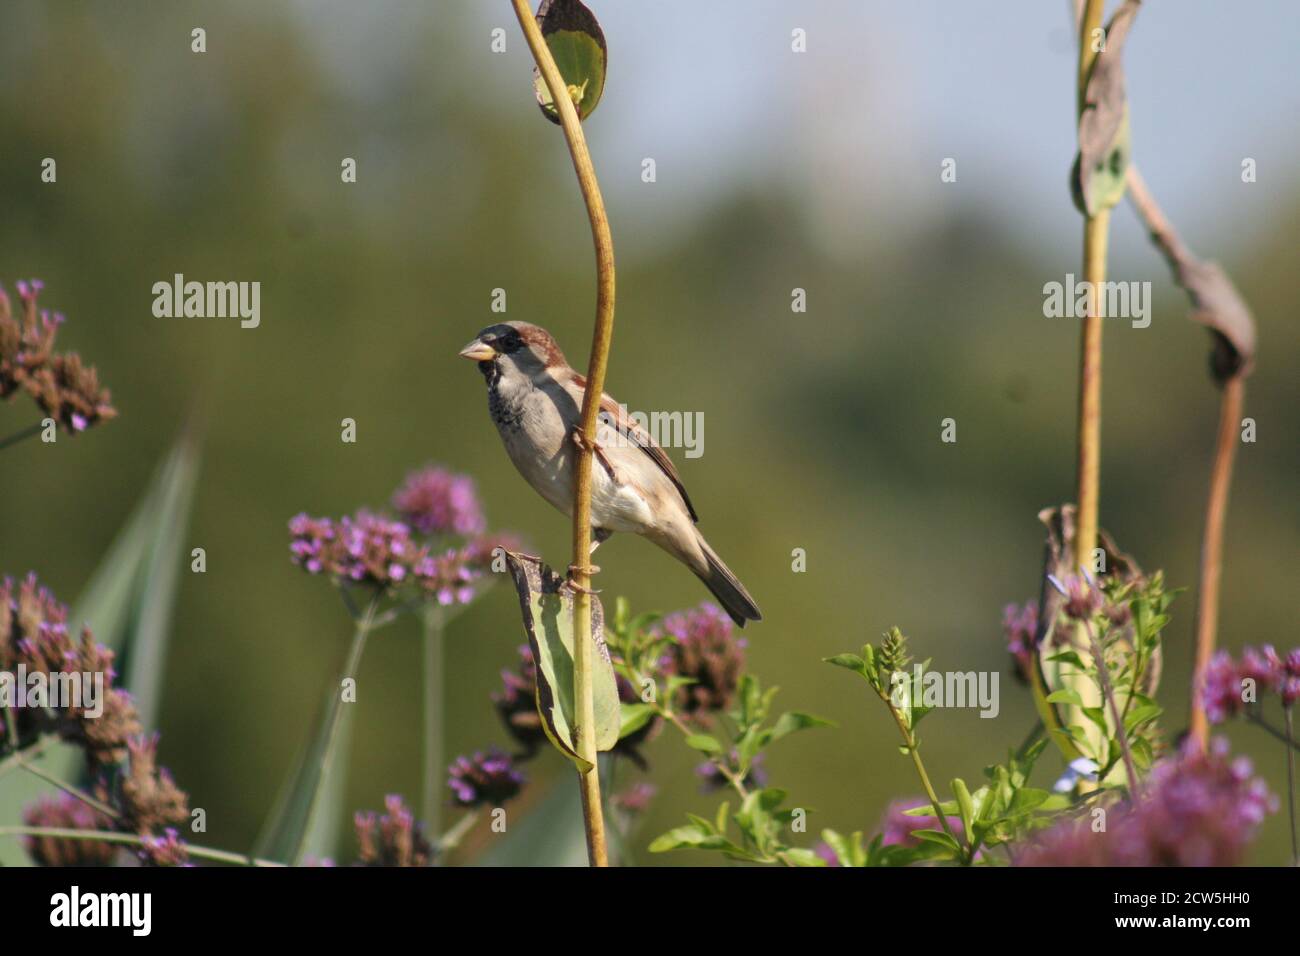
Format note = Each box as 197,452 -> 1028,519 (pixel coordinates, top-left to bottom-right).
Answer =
648,824 -> 743,855
951,778 -> 975,836
910,829 -> 962,857
823,653 -> 866,673
1046,689 -> 1084,707
503,553 -> 621,772
684,734 -> 722,754
254,613 -> 371,865
765,710 -> 835,745
1071,1 -> 1140,215
618,702 -> 655,739
533,0 -> 607,124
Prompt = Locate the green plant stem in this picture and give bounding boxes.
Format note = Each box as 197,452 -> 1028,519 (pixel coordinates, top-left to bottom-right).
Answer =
18,759 -> 120,820
1083,618 -> 1141,797
1286,707 -> 1298,866
433,811 -> 480,858
510,0 -> 613,868
0,827 -> 284,866
1245,711 -> 1300,753
0,421 -> 43,452
1188,375 -> 1244,750
1072,0 -> 1107,570
421,607 -> 445,839
295,595 -> 379,864
878,688 -> 963,856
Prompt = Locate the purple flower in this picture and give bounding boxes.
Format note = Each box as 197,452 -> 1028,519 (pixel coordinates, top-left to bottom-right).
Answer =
392,466 -> 486,537
354,794 -> 433,867
1199,645 -> 1296,722
813,842 -> 841,867
22,793 -> 118,867
448,749 -> 525,808
1018,737 -> 1277,867
288,511 -> 425,589
1002,599 -> 1039,683
611,783 -> 657,815
139,828 -> 191,867
656,603 -> 747,721
1047,570 -> 1103,621
492,645 -> 545,758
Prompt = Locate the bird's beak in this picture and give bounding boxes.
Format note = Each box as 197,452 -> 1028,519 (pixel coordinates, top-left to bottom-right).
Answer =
458,339 -> 497,362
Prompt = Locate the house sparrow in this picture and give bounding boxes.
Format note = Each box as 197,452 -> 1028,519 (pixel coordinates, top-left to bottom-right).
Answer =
459,321 -> 761,627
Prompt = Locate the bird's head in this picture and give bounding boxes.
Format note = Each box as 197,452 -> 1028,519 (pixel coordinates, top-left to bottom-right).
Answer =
459,321 -> 568,382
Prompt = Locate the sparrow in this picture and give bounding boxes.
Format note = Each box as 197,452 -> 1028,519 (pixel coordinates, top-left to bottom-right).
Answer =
459,321 -> 761,627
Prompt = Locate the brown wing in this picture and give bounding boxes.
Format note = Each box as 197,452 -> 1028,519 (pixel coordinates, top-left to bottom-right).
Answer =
594,390 -> 699,523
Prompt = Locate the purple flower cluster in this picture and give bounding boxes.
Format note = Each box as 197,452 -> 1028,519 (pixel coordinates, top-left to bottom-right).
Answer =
1,573 -> 142,767
354,794 -> 434,867
447,749 -> 526,809
1003,599 -> 1039,683
392,466 -> 486,537
492,645 -> 545,758
1201,644 -> 1300,721
0,279 -> 115,433
611,782 -> 658,816
22,793 -> 117,867
1047,571 -> 1103,621
655,603 -> 747,721
1019,738 -> 1277,866
289,511 -> 421,588
139,828 -> 190,867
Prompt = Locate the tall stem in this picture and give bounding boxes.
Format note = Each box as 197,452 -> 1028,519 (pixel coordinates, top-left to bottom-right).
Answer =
421,607 -> 445,838
1187,376 -> 1244,749
1073,0 -> 1107,568
1083,618 -> 1141,797
1285,707 -> 1298,866
510,0 -> 612,867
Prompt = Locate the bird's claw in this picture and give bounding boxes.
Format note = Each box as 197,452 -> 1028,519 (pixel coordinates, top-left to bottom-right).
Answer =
571,426 -> 621,484
566,563 -> 602,594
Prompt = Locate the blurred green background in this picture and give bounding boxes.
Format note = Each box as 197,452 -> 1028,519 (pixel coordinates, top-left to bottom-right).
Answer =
1,1 -> 1296,865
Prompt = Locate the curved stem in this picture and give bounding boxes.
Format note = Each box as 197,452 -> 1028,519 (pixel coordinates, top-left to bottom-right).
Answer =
421,607 -> 445,839
1285,707 -> 1297,866
510,0 -> 613,867
1187,376 -> 1244,749
0,826 -> 284,867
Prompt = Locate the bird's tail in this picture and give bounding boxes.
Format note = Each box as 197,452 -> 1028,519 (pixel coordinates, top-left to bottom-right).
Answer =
694,532 -> 762,627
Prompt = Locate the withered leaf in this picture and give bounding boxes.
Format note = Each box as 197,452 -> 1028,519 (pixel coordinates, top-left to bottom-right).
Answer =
503,550 -> 620,771
1072,0 -> 1141,216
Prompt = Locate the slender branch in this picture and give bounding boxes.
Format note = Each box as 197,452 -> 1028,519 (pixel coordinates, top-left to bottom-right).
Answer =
510,0 -> 613,867
1185,375 -> 1244,748
421,606 -> 445,839
0,421 -> 44,452
882,695 -> 960,853
18,758 -> 121,820
1083,618 -> 1142,797
1073,0 -> 1108,570
1245,711 -> 1300,752
433,811 -> 480,858
1286,707 -> 1298,866
0,827 -> 284,867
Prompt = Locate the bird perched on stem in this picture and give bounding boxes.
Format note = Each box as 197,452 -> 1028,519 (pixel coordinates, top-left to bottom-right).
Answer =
459,321 -> 760,627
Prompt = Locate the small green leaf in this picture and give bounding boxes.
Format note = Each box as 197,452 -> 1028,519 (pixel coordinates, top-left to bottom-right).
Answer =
1046,689 -> 1084,707
951,778 -> 975,836
684,734 -> 722,754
